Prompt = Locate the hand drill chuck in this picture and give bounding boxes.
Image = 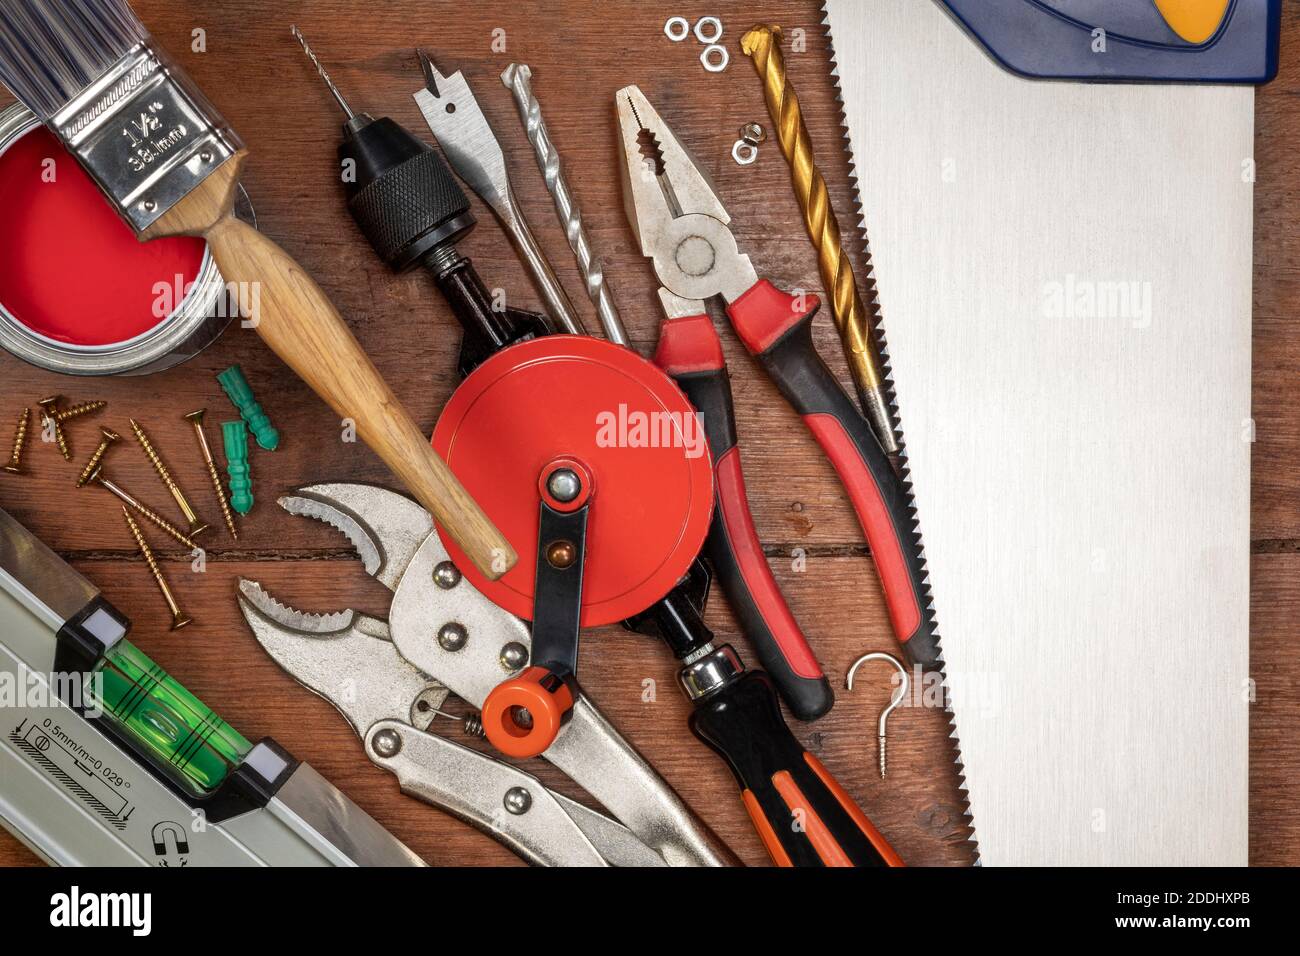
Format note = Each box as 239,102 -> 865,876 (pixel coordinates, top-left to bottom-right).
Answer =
340,115 -> 476,272
293,28 -> 551,374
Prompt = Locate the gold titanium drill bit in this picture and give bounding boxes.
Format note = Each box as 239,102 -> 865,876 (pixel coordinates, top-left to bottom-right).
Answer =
54,400 -> 107,423
37,397 -> 71,461
500,63 -> 628,346
87,466 -> 201,552
121,506 -> 192,631
3,408 -> 29,474
129,419 -> 208,537
76,427 -> 121,488
184,410 -> 238,540
740,24 -> 899,456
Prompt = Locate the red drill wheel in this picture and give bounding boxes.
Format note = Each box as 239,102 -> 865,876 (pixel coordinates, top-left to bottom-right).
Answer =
433,335 -> 714,627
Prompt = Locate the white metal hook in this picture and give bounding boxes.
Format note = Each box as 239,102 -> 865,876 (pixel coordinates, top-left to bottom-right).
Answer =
846,652 -> 909,778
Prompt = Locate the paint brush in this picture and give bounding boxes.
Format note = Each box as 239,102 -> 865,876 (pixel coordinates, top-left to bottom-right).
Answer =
0,0 -> 515,579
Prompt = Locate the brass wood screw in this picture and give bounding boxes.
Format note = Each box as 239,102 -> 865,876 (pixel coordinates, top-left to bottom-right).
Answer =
740,24 -> 899,455
3,408 -> 29,474
184,410 -> 238,540
87,465 -> 200,551
76,427 -> 121,487
37,397 -> 71,460
54,400 -> 107,423
121,506 -> 192,631
129,418 -> 208,537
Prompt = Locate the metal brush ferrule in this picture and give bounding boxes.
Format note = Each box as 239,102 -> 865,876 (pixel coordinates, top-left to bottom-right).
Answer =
52,43 -> 241,233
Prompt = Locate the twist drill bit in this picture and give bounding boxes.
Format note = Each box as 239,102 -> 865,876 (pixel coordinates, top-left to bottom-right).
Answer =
184,410 -> 239,540
54,400 -> 107,423
3,408 -> 29,474
740,24 -> 899,455
291,24 -> 356,119
37,397 -> 71,460
129,419 -> 208,536
76,427 -> 121,487
87,466 -> 201,551
500,63 -> 627,346
121,506 -> 192,631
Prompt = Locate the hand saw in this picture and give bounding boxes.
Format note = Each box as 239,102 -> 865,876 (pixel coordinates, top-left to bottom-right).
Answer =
825,0 -> 1252,864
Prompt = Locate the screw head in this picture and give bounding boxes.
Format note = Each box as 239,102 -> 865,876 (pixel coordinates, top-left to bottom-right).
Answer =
433,560 -> 462,590
372,728 -> 402,758
101,427 -> 121,442
546,468 -> 581,503
503,786 -> 532,815
142,199 -> 157,212
199,150 -> 213,163
499,641 -> 528,672
546,540 -> 577,569
183,410 -> 206,425
437,622 -> 469,651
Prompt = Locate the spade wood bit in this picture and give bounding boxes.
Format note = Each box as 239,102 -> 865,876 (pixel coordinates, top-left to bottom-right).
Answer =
741,23 -> 899,455
414,50 -> 587,336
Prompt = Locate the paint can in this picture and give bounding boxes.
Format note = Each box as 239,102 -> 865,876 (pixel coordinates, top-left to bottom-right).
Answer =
0,103 -> 255,376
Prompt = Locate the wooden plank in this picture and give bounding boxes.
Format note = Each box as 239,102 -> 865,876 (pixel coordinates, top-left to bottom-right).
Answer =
0,0 -> 1294,866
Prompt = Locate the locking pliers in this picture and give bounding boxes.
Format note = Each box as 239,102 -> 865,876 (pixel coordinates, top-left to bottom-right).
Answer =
237,483 -> 728,867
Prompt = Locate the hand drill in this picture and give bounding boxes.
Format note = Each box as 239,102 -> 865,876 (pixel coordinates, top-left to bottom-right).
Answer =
292,27 -> 550,376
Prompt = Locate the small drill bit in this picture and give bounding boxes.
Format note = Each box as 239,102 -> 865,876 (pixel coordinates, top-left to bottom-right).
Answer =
3,408 -> 29,474
76,427 -> 121,487
88,466 -> 201,551
37,397 -> 71,460
501,63 -> 627,346
740,24 -> 899,456
291,25 -> 355,119
129,419 -> 207,536
54,399 -> 107,423
121,506 -> 191,631
184,410 -> 238,540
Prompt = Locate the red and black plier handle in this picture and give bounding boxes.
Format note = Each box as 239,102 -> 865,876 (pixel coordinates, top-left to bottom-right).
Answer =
726,280 -> 942,671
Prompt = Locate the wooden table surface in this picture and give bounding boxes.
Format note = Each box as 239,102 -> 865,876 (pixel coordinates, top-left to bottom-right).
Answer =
0,1 -> 1295,867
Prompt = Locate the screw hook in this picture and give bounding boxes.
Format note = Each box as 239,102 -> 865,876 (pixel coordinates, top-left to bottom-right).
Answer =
846,652 -> 909,778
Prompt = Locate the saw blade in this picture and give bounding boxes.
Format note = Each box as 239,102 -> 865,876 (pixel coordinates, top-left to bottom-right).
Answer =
824,0 -> 1251,865
818,5 -> 979,863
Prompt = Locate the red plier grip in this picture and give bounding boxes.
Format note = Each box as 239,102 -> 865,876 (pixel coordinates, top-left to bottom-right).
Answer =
654,314 -> 835,719
727,281 -> 941,671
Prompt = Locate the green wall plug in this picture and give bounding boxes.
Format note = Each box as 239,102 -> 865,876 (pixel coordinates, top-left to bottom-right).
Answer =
222,421 -> 254,515
217,365 -> 280,451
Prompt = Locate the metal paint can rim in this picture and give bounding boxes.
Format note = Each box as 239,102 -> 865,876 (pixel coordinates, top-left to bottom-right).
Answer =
0,102 -> 253,376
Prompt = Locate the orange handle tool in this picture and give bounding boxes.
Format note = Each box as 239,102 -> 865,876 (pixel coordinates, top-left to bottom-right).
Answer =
689,666 -> 903,867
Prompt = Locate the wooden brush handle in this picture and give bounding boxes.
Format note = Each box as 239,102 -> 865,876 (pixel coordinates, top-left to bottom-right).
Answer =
203,212 -> 516,579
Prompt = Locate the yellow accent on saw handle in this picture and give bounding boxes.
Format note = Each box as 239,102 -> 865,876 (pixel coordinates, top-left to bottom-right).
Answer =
1154,0 -> 1232,44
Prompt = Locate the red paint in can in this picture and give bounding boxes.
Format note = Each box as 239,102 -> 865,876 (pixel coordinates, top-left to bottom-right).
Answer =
0,125 -> 207,347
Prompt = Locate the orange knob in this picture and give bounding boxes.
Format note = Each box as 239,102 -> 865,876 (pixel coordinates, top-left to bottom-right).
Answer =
481,666 -> 575,758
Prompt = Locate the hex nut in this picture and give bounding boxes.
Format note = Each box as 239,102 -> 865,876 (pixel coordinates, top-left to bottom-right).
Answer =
664,16 -> 690,42
694,16 -> 723,44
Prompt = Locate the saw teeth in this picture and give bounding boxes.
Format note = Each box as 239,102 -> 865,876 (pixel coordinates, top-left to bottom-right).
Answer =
278,492 -> 382,576
238,579 -> 357,635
